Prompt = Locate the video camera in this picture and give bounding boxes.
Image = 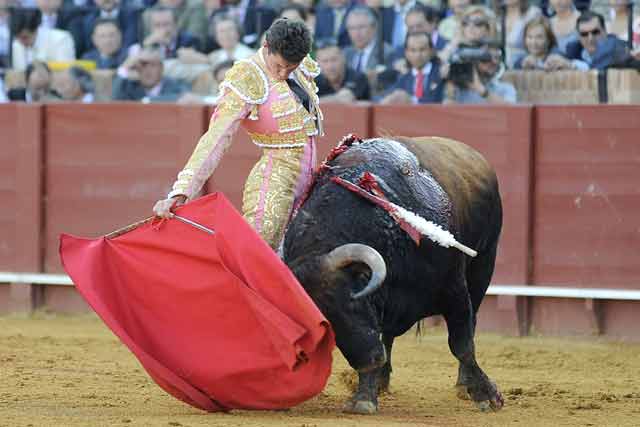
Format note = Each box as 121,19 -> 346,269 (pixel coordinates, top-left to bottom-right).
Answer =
447,42 -> 496,89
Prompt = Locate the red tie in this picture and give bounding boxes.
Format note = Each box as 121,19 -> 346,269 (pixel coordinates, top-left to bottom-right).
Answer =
415,70 -> 424,99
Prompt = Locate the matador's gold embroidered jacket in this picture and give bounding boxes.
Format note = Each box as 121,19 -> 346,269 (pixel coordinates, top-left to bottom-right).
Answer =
167,49 -> 324,248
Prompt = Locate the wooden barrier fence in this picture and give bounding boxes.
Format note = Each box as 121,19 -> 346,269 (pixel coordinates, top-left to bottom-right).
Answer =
1,103 -> 639,340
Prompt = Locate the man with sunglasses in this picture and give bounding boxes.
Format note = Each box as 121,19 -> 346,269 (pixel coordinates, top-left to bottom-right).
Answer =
550,10 -> 629,71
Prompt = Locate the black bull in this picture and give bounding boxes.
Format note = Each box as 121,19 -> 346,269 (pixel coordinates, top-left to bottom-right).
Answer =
283,136 -> 504,414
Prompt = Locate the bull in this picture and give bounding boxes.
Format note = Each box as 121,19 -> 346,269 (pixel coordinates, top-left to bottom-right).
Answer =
283,136 -> 504,414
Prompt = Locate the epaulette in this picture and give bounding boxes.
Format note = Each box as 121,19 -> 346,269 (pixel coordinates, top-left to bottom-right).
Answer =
299,55 -> 321,79
218,59 -> 269,104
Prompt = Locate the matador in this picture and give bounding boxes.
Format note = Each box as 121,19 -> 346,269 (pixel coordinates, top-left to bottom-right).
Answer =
156,20 -> 323,250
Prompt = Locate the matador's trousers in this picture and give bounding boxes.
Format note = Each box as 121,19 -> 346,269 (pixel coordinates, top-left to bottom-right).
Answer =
242,138 -> 316,250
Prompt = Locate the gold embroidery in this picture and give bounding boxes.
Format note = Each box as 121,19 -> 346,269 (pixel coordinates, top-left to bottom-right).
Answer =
248,130 -> 309,147
242,147 -> 309,249
276,109 -> 306,132
219,60 -> 268,104
270,96 -> 298,118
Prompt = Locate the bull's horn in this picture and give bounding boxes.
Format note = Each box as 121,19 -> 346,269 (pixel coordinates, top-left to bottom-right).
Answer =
323,244 -> 387,300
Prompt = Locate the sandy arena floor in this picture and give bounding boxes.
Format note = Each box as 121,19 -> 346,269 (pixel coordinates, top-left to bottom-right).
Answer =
1,313 -> 639,427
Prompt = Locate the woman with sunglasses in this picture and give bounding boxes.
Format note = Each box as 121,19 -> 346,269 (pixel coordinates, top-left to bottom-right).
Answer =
439,5 -> 497,64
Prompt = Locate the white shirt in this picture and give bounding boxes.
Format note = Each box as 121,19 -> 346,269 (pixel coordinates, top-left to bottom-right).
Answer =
411,61 -> 432,104
0,78 -> 7,103
40,13 -> 58,30
100,8 -> 120,20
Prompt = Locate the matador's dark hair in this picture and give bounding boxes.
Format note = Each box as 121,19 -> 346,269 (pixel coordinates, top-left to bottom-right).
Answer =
265,18 -> 312,64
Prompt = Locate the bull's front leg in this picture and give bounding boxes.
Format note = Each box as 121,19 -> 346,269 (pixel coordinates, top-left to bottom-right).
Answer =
343,369 -> 379,414
443,289 -> 503,411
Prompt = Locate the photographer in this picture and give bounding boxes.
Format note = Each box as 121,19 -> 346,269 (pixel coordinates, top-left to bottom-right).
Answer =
444,40 -> 517,105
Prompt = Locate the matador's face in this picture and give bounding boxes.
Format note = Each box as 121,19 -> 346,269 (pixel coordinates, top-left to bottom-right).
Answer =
263,42 -> 301,81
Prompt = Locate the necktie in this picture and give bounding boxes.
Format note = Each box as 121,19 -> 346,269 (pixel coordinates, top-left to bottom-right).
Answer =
415,70 -> 424,100
355,52 -> 363,72
286,78 -> 310,113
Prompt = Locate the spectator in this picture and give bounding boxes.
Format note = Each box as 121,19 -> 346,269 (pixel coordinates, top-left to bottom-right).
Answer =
56,65 -> 95,101
513,16 -> 567,70
549,0 -> 580,54
445,39 -> 517,105
0,74 -> 7,102
0,0 -> 10,68
379,31 -> 444,104
555,10 -> 630,70
177,57 -> 233,104
113,48 -> 189,102
83,0 -> 141,54
344,6 -> 393,94
11,8 -> 76,71
140,6 -> 201,58
438,0 -> 470,41
278,3 -> 314,33
210,0 -> 276,47
35,0 -> 85,55
176,14 -> 253,69
7,60 -> 60,101
440,5 -> 497,64
153,0 -> 208,45
606,0 -> 639,48
390,4 -> 447,75
81,18 -> 127,69
314,39 -> 370,102
503,0 -> 542,68
388,0 -> 418,51
314,0 -> 355,48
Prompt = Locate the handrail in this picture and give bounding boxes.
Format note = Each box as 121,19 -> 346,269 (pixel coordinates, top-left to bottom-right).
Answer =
1,272 -> 640,301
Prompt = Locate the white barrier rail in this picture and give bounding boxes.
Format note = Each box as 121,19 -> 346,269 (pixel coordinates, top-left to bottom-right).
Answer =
1,272 -> 640,301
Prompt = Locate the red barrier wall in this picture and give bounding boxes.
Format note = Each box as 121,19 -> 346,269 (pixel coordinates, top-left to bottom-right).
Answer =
372,105 -> 534,334
531,105 -> 640,338
0,104 -> 43,312
1,104 -> 639,339
43,104 -> 207,275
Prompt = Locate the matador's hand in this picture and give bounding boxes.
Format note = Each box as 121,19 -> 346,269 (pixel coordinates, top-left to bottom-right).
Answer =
153,196 -> 187,219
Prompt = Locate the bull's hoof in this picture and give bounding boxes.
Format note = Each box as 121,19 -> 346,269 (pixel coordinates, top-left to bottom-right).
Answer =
455,384 -> 471,400
473,390 -> 504,412
343,400 -> 378,414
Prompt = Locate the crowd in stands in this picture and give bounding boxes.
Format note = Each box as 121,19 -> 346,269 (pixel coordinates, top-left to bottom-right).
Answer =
0,0 -> 639,105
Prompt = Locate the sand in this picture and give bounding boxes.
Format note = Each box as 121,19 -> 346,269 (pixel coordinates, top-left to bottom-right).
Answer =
1,313 -> 639,427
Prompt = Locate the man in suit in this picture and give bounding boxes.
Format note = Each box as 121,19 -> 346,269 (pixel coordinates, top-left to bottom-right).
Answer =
314,0 -> 354,48
343,6 -> 393,96
112,47 -> 189,101
140,6 -> 201,57
314,39 -> 370,102
211,0 -> 276,48
11,8 -> 76,71
390,4 -> 448,73
81,18 -> 127,68
388,0 -> 417,50
154,0 -> 208,45
82,0 -> 141,55
7,60 -> 61,101
379,31 -> 444,104
548,10 -> 631,71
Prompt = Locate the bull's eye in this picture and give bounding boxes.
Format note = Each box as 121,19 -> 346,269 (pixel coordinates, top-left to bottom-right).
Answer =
401,162 -> 413,176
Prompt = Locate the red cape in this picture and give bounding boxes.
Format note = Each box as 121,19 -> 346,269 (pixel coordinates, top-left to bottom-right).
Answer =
59,193 -> 335,412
